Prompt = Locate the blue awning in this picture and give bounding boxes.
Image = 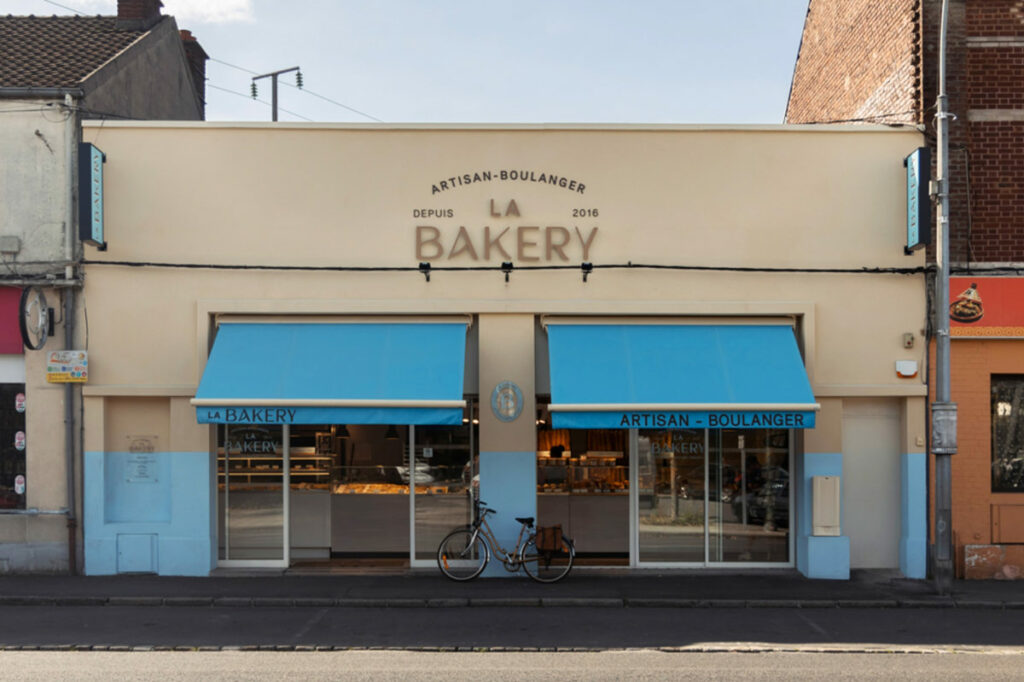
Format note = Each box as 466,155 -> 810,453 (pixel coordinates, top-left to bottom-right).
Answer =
192,322 -> 468,425
546,324 -> 818,429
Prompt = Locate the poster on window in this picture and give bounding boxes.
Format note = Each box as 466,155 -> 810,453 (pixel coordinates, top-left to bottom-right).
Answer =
0,384 -> 26,509
950,278 -> 1024,337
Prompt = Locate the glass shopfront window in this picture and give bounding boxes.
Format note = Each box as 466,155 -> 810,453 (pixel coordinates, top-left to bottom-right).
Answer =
218,424 -> 285,561
992,375 -> 1024,492
218,403 -> 478,565
637,428 -> 790,565
413,416 -> 477,561
709,429 -> 789,563
536,404 -> 630,562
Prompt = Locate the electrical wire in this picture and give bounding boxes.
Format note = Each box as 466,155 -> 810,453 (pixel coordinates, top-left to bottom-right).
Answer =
210,57 -> 383,122
81,258 -> 930,276
41,0 -> 86,14
801,110 -> 920,125
206,83 -> 313,122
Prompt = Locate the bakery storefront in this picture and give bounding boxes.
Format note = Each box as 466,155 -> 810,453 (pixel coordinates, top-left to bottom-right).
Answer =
80,122 -> 928,579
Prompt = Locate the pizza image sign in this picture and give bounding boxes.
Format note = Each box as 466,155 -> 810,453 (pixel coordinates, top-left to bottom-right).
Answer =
950,278 -> 1024,337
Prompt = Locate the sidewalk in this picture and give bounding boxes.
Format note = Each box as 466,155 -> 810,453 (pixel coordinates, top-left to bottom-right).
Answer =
0,569 -> 1022,608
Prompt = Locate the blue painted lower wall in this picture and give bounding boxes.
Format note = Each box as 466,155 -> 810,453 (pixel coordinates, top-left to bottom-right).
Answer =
900,452 -> 927,579
478,451 -> 536,578
84,451 -> 214,576
796,452 -> 850,580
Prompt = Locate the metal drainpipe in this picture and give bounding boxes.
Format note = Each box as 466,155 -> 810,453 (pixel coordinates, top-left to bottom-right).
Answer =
63,93 -> 78,575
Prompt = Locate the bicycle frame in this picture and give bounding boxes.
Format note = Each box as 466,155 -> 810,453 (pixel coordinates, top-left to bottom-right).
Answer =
471,510 -> 530,570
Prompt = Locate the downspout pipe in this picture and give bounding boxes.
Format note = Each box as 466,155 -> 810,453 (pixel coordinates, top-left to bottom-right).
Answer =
63,93 -> 79,575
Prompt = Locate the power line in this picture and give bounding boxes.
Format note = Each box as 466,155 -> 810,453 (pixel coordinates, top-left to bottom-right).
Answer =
207,83 -> 313,122
42,0 -> 86,15
210,57 -> 382,122
802,110 -> 919,125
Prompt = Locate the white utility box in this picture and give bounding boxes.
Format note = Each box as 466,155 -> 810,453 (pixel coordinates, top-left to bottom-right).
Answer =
812,475 -> 841,536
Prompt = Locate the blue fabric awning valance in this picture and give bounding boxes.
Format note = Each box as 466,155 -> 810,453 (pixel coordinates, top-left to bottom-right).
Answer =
192,322 -> 467,425
546,324 -> 818,429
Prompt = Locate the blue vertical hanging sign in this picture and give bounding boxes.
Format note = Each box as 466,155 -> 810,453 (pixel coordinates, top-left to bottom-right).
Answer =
904,147 -> 931,254
78,143 -> 107,250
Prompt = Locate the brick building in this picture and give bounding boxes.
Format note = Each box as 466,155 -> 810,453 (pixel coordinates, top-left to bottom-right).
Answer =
787,0 -> 1024,579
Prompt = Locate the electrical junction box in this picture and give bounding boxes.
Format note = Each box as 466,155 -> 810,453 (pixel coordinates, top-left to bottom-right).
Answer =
812,476 -> 841,537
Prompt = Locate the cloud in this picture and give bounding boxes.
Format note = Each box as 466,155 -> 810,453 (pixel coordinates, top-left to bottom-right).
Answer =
53,0 -> 254,23
162,0 -> 254,24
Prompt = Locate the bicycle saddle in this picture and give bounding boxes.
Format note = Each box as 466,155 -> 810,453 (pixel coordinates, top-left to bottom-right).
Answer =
515,517 -> 535,527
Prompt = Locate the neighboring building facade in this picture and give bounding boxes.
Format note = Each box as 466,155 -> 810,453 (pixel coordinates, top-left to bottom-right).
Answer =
0,0 -> 206,572
787,0 -> 1024,579
80,122 -> 926,580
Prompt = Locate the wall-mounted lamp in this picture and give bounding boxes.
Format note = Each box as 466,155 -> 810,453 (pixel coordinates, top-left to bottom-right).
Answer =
581,262 -> 593,282
501,262 -> 514,282
337,424 -> 350,439
419,262 -> 431,282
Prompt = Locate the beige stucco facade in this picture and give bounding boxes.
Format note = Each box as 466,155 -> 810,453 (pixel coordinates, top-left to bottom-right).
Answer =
75,122 -> 928,577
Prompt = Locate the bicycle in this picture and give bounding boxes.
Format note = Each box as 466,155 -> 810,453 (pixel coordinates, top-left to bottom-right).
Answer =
436,499 -> 575,583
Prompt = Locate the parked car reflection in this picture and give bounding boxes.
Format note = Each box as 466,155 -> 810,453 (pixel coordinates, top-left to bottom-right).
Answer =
732,466 -> 789,529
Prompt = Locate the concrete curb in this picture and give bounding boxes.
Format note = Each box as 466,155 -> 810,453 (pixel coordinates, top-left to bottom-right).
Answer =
0,595 -> 1015,609
3,644 -> 1023,654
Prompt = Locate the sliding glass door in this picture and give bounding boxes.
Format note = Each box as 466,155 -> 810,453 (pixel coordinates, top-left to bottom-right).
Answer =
218,424 -> 290,567
634,427 -> 791,566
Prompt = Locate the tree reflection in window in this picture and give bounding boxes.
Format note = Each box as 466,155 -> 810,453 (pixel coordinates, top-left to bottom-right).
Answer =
992,375 -> 1024,492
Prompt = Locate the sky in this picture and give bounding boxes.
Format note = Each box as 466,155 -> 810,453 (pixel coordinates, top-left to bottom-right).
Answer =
8,0 -> 811,124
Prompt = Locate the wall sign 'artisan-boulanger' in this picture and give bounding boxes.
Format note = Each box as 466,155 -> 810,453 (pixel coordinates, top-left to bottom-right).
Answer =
414,170 -> 599,263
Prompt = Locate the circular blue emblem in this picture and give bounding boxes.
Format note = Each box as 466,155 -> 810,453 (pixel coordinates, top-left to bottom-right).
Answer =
491,381 -> 524,422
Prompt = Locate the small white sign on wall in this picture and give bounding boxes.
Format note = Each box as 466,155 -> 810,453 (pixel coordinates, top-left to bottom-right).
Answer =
126,436 -> 159,484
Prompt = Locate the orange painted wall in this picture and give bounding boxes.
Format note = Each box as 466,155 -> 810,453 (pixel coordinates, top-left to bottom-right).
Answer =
931,339 -> 1024,577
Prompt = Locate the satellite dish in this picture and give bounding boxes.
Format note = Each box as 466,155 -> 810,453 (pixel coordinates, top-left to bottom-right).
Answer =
19,287 -> 49,351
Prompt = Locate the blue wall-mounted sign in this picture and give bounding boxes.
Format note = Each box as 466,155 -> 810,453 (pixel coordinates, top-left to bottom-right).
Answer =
551,409 -> 816,430
78,143 -> 107,250
491,381 -> 524,422
904,146 -> 931,255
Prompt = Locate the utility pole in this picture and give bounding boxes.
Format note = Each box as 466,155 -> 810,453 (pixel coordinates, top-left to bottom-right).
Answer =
932,0 -> 957,595
251,66 -> 302,122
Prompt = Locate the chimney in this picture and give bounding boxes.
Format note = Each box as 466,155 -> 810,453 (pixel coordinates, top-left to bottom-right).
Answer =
179,30 -> 210,120
117,0 -> 163,30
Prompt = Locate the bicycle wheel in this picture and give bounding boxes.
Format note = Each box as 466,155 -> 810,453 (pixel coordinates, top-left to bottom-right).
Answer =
520,533 -> 574,583
437,528 -> 489,581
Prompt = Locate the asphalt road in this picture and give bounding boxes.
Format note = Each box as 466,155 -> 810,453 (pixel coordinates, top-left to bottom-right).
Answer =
0,651 -> 1021,681
0,606 -> 1022,651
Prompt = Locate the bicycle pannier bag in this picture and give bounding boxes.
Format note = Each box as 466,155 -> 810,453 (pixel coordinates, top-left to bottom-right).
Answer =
536,525 -> 562,552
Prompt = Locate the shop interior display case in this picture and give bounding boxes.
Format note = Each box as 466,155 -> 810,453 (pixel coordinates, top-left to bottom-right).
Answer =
536,426 -> 630,558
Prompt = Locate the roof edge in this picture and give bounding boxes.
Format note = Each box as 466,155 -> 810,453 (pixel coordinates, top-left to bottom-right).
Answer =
81,121 -> 926,133
0,87 -> 84,98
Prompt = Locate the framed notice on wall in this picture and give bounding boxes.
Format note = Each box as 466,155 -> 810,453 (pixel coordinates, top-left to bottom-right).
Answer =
950,278 -> 1024,337
46,350 -> 88,383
